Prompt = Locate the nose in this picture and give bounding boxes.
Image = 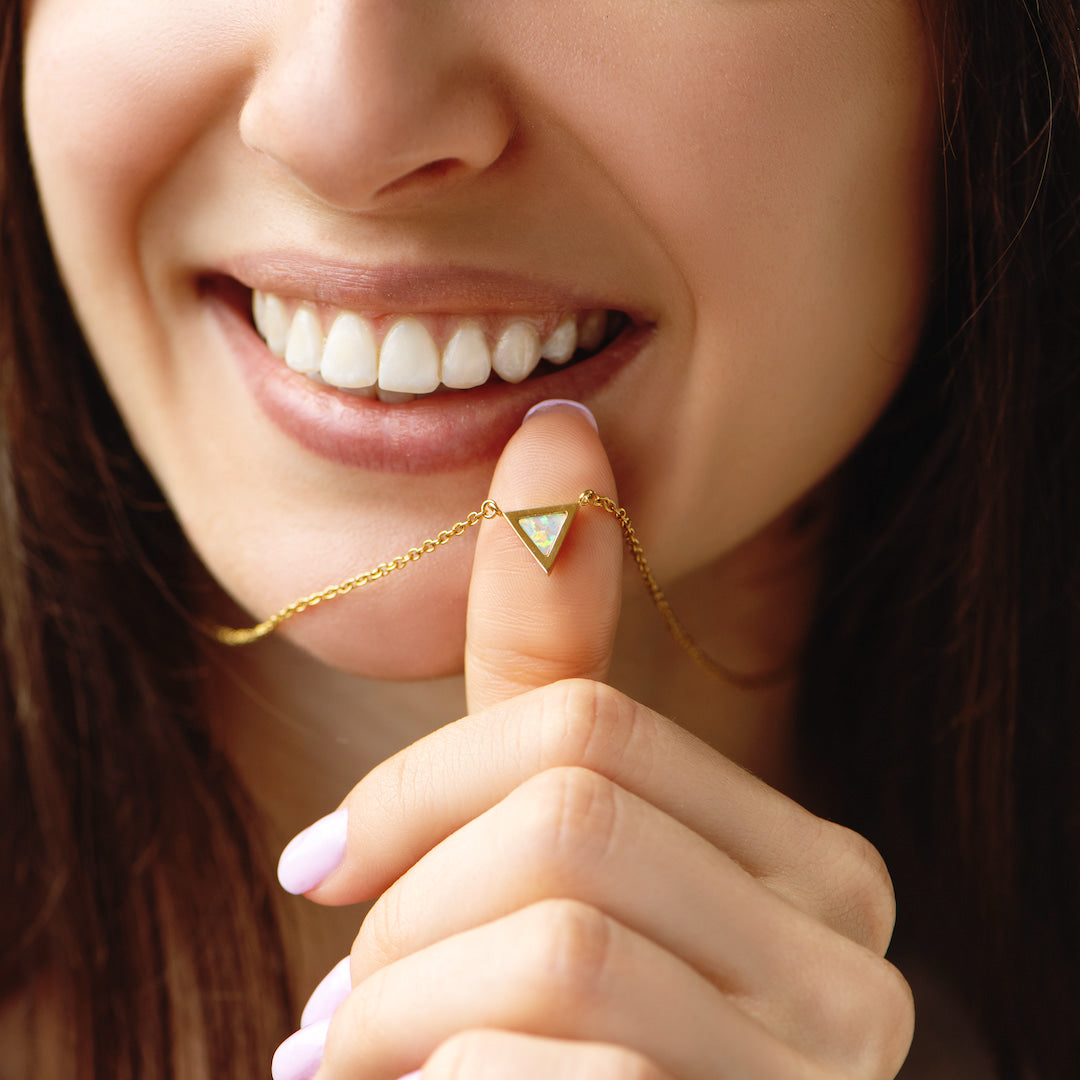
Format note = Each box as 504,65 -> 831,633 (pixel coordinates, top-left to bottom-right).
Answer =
239,1 -> 514,211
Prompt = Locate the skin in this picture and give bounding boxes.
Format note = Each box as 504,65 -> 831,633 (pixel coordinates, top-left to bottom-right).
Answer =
22,0 -> 937,1075
23,0 -> 937,678
297,407 -> 915,1080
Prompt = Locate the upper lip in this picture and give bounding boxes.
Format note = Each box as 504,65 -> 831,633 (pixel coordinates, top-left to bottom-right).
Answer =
219,251 -> 653,324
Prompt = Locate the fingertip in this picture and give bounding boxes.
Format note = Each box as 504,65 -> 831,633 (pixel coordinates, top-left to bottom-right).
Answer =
300,956 -> 353,1028
277,807 -> 349,895
493,398 -> 610,508
522,398 -> 599,434
271,1019 -> 330,1080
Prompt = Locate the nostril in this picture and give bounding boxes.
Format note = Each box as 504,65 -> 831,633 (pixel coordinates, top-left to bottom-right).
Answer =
376,157 -> 469,200
412,158 -> 464,182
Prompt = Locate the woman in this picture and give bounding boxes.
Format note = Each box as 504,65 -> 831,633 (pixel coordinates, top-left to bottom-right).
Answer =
2,0 -> 1078,1077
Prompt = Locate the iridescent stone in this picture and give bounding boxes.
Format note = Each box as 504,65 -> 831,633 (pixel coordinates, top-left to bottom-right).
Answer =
504,502 -> 580,573
517,512 -> 568,557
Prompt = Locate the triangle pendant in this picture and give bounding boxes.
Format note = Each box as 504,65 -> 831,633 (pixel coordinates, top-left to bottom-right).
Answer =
504,503 -> 580,574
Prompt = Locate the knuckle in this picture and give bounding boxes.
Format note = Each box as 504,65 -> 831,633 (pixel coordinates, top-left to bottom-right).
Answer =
519,897 -> 617,1004
511,766 -> 620,882
816,954 -> 915,1079
865,960 -> 916,1077
535,678 -> 644,775
813,821 -> 897,954
375,745 -> 420,822
352,888 -> 404,972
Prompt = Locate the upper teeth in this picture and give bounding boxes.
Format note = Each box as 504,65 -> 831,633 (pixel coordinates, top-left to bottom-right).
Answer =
252,290 -> 609,402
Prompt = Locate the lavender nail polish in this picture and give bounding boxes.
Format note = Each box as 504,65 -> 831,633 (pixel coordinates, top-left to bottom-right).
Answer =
271,1019 -> 330,1080
300,956 -> 352,1028
523,398 -> 599,433
277,807 -> 348,895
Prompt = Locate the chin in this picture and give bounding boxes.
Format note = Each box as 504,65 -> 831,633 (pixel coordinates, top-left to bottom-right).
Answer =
267,584 -> 470,681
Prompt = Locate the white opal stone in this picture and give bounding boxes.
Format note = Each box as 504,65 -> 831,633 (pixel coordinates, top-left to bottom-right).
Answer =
519,512 -> 569,556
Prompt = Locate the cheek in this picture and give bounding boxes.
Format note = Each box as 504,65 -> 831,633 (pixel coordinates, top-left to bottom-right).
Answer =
22,0 -> 261,453
544,1 -> 937,302
23,1 -> 253,292
523,0 -> 937,569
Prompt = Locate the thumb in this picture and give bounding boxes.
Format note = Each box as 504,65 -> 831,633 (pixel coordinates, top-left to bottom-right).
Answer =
465,400 -> 623,714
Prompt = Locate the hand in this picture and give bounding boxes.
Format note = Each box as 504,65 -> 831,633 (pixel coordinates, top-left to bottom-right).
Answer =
274,403 -> 914,1080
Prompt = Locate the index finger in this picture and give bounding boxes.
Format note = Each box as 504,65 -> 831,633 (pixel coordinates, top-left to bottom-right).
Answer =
299,678 -> 895,954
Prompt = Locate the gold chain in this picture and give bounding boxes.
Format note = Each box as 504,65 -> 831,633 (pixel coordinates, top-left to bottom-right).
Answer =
577,491 -> 786,689
213,501 -> 501,646
212,492 -> 790,689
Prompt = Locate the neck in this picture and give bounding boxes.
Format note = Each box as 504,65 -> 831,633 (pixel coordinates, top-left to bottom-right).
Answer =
610,495 -> 826,799
206,642 -> 468,1000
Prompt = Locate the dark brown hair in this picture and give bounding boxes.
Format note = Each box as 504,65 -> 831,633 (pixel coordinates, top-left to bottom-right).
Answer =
0,2 -> 291,1075
2,0 -> 1079,1076
801,1 -> 1080,1076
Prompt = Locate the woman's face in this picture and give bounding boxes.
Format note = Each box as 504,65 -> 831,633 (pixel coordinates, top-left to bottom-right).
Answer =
23,0 -> 937,677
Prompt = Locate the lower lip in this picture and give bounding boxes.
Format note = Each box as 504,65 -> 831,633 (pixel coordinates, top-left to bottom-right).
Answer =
207,289 -> 653,475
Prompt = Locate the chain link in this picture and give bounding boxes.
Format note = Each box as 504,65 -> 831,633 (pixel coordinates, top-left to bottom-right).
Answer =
213,500 -> 501,646
577,491 -> 788,689
213,492 -> 788,688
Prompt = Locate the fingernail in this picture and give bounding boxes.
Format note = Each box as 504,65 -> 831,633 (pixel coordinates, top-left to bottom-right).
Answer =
395,1073 -> 423,1080
301,956 -> 352,1028
277,807 -> 349,895
271,1019 -> 330,1080
523,398 -> 599,434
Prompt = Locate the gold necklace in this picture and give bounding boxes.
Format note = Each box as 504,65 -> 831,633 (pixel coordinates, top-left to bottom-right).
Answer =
212,490 -> 789,690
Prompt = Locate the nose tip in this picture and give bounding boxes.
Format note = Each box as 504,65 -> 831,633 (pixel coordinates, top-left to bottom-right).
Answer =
238,4 -> 514,212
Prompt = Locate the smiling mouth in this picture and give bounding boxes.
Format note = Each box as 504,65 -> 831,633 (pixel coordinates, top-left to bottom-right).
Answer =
249,289 -> 632,403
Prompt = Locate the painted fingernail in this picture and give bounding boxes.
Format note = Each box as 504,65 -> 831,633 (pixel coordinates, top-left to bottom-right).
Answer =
300,956 -> 352,1028
523,398 -> 599,433
271,1019 -> 330,1080
277,807 -> 349,895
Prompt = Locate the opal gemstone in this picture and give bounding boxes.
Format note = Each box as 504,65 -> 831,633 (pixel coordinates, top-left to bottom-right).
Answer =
517,512 -> 569,557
